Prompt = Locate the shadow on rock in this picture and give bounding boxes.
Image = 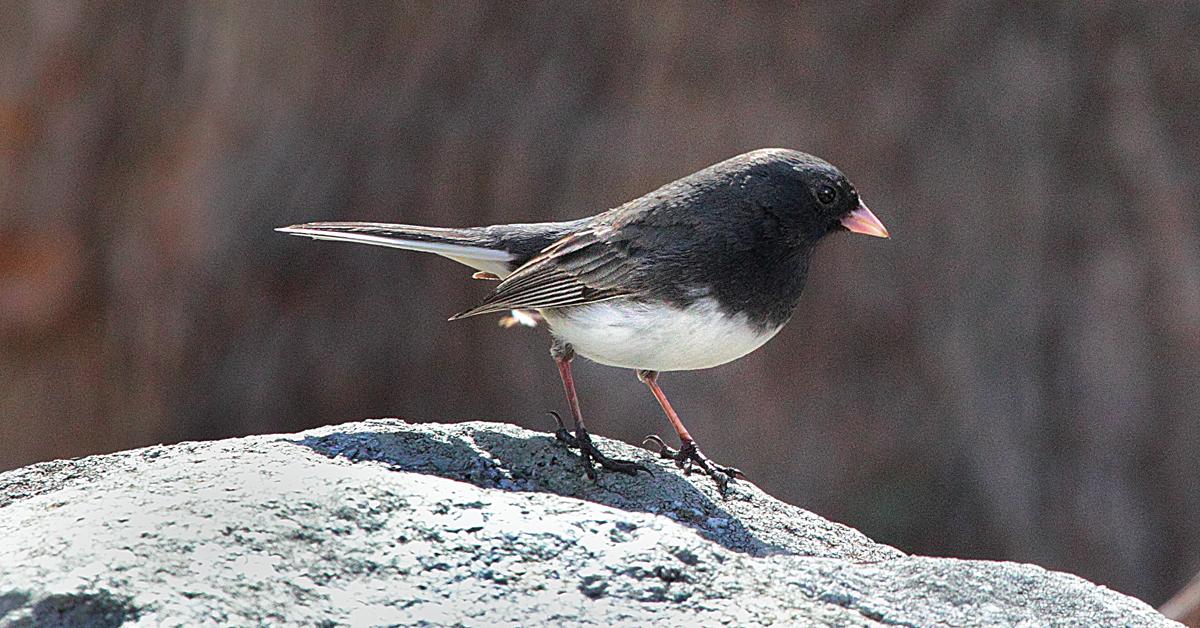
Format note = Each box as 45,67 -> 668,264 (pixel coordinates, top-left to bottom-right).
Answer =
27,591 -> 138,628
288,419 -> 800,557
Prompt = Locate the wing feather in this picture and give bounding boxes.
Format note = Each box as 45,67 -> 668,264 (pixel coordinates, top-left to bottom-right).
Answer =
449,228 -> 640,319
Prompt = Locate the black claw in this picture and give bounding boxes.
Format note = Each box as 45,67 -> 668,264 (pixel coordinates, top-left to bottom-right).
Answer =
641,435 -> 743,495
555,428 -> 579,447
549,412 -> 580,447
549,414 -> 650,479
641,435 -> 678,459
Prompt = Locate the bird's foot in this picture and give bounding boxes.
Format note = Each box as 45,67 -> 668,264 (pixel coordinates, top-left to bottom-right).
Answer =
549,412 -> 650,479
642,435 -> 743,495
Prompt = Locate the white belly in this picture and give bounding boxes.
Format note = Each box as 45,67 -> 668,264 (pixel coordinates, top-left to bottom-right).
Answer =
540,297 -> 782,371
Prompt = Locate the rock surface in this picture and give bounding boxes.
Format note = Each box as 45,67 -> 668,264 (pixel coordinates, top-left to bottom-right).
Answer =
0,419 -> 1177,627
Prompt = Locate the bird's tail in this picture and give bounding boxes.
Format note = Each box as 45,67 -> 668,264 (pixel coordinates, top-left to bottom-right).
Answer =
276,222 -> 519,275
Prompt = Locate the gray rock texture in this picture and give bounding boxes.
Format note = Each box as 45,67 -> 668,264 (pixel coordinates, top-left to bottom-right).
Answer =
0,419 -> 1176,627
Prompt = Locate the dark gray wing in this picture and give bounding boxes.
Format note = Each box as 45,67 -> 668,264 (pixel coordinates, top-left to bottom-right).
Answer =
449,227 -> 640,319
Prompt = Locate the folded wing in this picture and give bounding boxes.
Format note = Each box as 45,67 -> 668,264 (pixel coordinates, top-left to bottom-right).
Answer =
449,229 -> 639,319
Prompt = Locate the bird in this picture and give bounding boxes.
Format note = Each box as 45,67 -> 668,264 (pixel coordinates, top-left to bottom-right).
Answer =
277,148 -> 888,494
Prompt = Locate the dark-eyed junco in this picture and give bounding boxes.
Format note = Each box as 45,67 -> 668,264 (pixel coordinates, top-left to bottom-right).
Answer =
278,148 -> 888,493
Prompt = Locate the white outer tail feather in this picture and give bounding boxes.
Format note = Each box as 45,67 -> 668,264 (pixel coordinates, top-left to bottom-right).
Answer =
275,226 -> 516,276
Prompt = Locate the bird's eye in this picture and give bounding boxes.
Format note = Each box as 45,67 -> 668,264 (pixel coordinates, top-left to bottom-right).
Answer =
817,186 -> 837,205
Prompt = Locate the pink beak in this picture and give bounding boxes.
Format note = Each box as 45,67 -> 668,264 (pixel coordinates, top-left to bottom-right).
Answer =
839,200 -> 890,238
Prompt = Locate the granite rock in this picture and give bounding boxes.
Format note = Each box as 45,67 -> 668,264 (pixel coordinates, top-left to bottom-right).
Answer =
0,420 -> 1176,627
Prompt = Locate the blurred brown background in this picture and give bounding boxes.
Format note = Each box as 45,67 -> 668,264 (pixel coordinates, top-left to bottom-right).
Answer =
2,0 -> 1198,609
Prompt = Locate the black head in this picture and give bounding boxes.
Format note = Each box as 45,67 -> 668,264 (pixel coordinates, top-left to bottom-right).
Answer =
722,148 -> 888,244
603,148 -> 888,327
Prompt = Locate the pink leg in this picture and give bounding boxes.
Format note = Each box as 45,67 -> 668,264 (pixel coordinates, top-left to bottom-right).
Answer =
549,341 -> 647,478
639,370 -> 742,494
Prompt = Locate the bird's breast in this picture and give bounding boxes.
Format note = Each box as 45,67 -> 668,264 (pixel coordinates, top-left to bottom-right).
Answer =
540,297 -> 783,371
